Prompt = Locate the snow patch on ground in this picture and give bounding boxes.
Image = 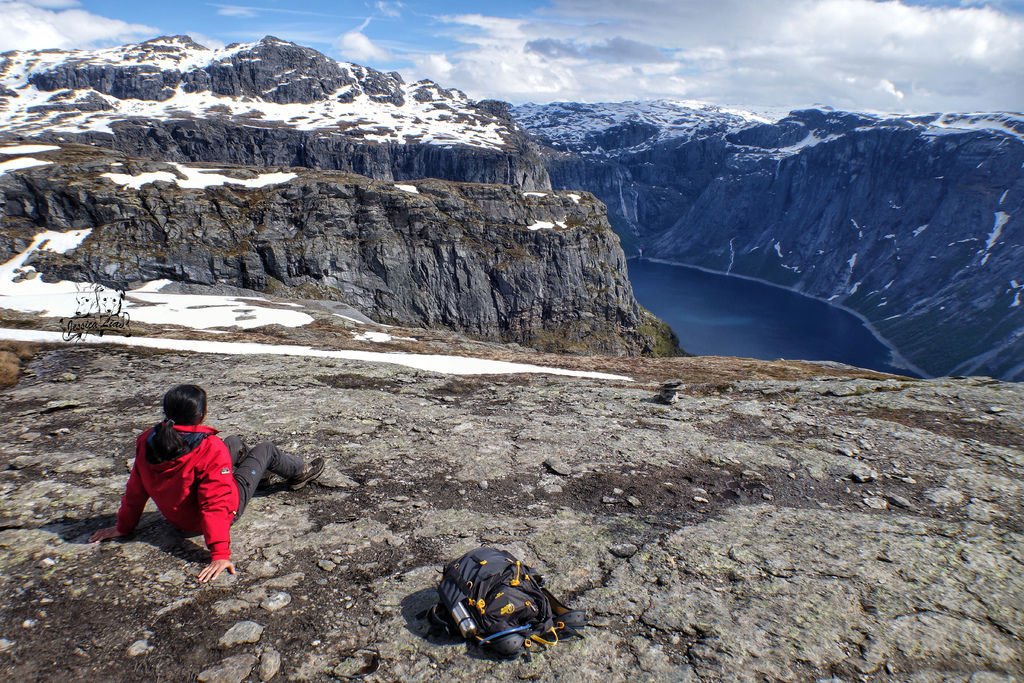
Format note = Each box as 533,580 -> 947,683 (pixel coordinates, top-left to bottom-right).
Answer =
0,328 -> 632,381
0,231 -> 312,329
102,164 -> 296,190
566,193 -> 582,204
775,132 -> 842,154
0,144 -> 59,155
395,184 -> 419,194
0,157 -> 52,175
125,291 -> 313,329
913,224 -> 929,237
523,192 -> 547,197
980,212 -> 1010,266
0,230 -> 94,316
353,331 -> 416,343
528,221 -> 555,231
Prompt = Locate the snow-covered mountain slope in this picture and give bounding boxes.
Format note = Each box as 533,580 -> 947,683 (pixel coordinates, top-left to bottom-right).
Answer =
514,99 -> 1024,156
513,100 -> 1024,380
513,99 -> 777,155
0,35 -> 511,150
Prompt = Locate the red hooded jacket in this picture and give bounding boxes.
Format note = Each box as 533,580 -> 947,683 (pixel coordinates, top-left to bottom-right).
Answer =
115,424 -> 239,561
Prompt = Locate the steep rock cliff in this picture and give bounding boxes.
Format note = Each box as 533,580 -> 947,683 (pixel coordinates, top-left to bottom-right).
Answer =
0,144 -> 675,356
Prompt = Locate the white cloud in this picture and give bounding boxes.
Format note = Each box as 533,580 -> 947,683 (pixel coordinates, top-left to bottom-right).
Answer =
0,0 -> 157,51
216,5 -> 258,18
21,0 -> 80,7
410,0 -> 1024,112
335,17 -> 391,64
375,1 -> 402,18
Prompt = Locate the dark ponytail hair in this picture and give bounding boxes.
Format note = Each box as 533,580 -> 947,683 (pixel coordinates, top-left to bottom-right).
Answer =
149,384 -> 207,463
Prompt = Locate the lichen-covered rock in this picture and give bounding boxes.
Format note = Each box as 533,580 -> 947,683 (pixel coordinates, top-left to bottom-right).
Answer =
0,341 -> 1020,681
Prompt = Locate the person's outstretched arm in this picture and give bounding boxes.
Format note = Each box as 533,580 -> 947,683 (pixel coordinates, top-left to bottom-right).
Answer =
195,439 -> 237,582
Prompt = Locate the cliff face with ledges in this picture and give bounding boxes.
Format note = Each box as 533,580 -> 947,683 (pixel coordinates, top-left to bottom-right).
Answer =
0,145 -> 675,356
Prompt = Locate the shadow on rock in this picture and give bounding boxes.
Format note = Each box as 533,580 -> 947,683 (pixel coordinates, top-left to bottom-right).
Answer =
401,587 -> 465,647
399,588 -> 525,663
48,511 -> 209,563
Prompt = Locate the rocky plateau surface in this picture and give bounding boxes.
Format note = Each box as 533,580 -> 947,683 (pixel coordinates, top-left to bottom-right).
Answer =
0,336 -> 1021,682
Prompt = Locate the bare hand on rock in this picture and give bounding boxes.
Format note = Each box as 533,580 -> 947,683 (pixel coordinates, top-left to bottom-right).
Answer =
198,560 -> 236,583
89,526 -> 124,543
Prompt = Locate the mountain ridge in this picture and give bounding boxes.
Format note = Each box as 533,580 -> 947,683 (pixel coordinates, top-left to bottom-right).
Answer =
513,99 -> 1024,380
1,36 -> 551,190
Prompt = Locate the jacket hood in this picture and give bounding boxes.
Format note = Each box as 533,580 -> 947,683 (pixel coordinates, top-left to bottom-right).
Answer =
145,424 -> 220,466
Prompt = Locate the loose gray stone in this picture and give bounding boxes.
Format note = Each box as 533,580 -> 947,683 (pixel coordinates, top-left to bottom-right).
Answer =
126,639 -> 152,657
886,494 -> 914,510
863,496 -> 888,510
218,621 -> 263,649
626,496 -> 642,507
318,560 -> 337,572
543,457 -> 573,476
259,592 -> 291,612
259,649 -> 281,681
197,654 -> 257,683
850,466 -> 878,483
0,638 -> 13,653
609,543 -> 639,558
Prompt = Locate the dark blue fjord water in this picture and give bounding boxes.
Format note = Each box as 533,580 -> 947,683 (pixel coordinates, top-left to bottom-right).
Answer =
628,259 -> 917,377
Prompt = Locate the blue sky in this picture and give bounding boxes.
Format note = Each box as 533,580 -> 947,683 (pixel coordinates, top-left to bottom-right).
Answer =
1,1 -> 1022,111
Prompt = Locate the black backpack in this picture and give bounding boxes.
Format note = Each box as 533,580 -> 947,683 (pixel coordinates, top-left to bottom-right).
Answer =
427,547 -> 586,657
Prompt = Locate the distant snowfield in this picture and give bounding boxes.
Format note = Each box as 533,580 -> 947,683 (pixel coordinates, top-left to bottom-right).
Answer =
0,230 -> 313,328
353,331 -> 416,343
0,229 -> 630,381
0,144 -> 60,155
0,328 -> 631,381
102,164 -> 297,190
527,219 -> 567,231
0,157 -> 52,175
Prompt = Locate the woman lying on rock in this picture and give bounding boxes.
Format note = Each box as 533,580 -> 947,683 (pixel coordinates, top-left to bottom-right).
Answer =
89,384 -> 325,582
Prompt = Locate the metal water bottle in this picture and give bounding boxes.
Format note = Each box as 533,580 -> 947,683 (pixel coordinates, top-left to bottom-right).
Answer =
451,601 -> 478,638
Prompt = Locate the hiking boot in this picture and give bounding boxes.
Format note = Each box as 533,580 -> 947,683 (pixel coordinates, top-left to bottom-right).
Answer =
288,457 -> 325,490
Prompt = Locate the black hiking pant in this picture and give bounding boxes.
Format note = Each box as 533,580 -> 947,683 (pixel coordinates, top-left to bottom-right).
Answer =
224,436 -> 304,520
